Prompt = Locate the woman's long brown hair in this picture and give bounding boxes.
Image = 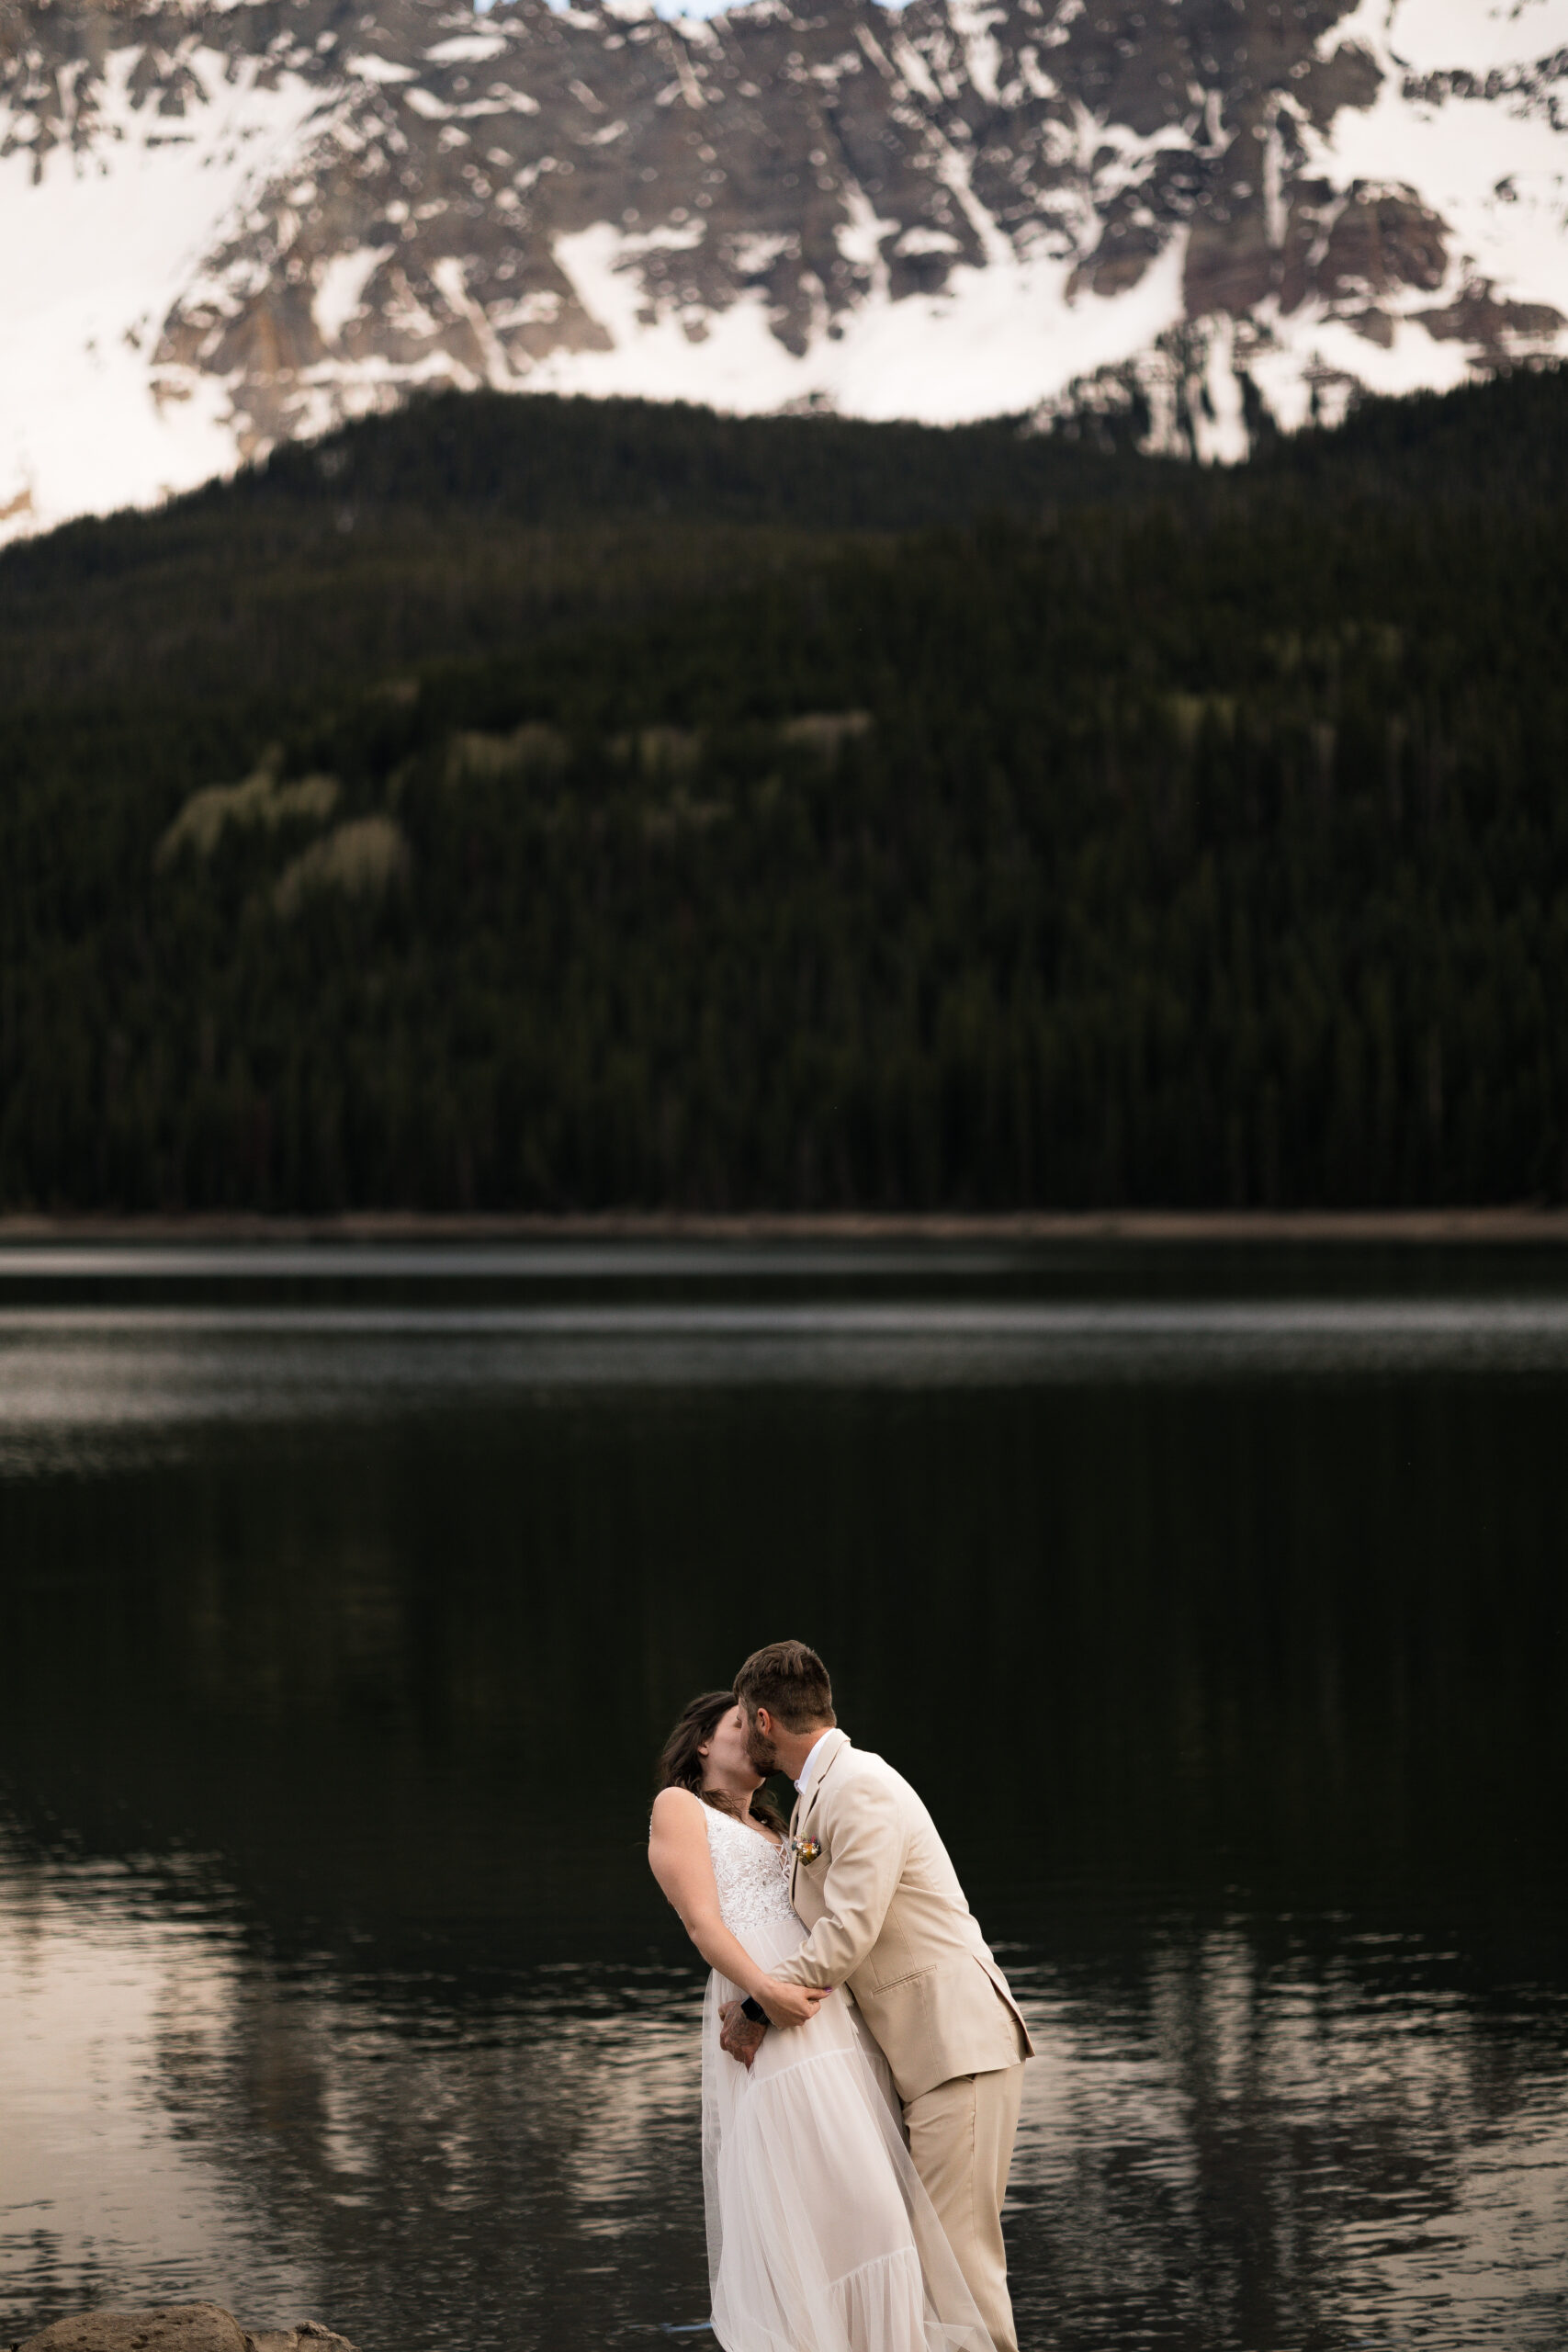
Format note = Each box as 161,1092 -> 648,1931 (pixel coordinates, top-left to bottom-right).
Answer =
657,1690 -> 789,1835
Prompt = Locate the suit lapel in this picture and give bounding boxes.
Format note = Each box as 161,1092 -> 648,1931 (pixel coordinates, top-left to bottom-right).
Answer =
789,1730 -> 849,1906
787,1787 -> 803,1906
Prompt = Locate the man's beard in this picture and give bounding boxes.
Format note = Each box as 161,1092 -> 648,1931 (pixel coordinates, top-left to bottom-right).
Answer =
744,1718 -> 779,1774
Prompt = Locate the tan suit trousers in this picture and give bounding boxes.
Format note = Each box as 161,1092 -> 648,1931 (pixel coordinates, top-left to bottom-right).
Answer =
903,2056 -> 1027,2352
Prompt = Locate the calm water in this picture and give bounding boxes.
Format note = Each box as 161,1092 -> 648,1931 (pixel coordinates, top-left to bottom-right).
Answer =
1,1243 -> 1564,2352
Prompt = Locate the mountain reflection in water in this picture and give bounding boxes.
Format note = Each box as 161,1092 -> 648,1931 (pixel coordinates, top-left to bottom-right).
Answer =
1,1245 -> 1564,2352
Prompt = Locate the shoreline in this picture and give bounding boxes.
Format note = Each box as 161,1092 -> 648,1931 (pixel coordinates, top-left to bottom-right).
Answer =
2,1207 -> 1568,1245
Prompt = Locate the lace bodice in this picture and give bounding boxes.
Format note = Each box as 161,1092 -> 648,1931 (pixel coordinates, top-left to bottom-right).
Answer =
705,1805 -> 798,1936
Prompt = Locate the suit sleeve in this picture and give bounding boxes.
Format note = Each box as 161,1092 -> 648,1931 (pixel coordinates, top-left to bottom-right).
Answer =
772,1774 -> 908,1988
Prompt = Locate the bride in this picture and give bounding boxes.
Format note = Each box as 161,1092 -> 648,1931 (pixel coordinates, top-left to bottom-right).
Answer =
649,1690 -> 995,2352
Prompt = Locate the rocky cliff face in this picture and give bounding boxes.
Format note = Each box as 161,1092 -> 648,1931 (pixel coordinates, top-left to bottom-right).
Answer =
4,0 -> 1566,533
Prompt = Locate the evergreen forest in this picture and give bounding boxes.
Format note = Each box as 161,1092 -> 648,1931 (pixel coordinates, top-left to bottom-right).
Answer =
3,367 -> 1566,1213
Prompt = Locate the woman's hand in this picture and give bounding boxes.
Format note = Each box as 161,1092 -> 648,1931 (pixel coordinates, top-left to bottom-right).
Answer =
755,1977 -> 829,2029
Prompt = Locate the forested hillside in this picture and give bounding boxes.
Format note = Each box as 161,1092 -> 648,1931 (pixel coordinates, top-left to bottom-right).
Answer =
3,371 -> 1566,1212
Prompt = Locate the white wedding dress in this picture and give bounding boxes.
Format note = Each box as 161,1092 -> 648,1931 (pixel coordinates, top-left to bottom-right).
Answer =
699,1804 -> 996,2352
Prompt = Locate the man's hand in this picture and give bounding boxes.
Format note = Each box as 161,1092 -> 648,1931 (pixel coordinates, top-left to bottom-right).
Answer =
757,1979 -> 829,2029
719,2001 -> 768,2069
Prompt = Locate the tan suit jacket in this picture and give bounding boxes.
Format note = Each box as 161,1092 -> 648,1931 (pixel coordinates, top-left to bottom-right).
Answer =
773,1729 -> 1033,2103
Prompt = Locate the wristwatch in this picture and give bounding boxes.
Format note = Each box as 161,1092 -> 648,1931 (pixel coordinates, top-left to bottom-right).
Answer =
740,1996 -> 766,2023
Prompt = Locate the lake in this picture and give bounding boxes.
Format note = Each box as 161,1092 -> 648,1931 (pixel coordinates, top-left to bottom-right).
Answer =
1,1241 -> 1564,2352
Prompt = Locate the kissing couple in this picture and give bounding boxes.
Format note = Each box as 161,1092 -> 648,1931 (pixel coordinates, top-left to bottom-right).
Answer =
649,1640 -> 1033,2352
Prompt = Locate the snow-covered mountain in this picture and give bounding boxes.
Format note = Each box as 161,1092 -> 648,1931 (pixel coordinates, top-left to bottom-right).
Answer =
4,0 -> 1566,537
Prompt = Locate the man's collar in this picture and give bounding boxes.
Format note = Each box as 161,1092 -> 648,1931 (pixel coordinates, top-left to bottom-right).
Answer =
793,1729 -> 834,1795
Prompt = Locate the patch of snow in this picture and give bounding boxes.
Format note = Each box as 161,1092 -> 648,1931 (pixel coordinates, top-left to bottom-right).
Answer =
1016,45 -> 1062,104
836,186 -> 899,284
1383,0 -> 1568,76
1306,49 -> 1568,322
619,218 -> 709,253
854,23 -> 897,83
314,245 -> 387,343
728,231 -> 798,271
430,254 -> 517,386
425,32 -> 511,62
345,52 -> 414,84
889,36 -> 942,106
490,288 -> 564,327
661,36 -> 710,107
0,45 -> 331,538
1247,305 -> 1475,426
948,0 -> 1007,107
1037,0 -> 1086,51
539,219 -> 1190,424
1193,316 -> 1248,463
1083,114 -> 1201,198
930,129 -> 1016,266
1262,100 -> 1288,252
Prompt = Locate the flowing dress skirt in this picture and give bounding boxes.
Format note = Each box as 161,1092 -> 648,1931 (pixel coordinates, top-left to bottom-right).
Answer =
701,1915 -> 996,2352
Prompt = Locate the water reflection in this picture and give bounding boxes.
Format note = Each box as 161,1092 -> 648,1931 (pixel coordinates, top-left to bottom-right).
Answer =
1012,1935 -> 1568,2349
16,1295 -> 1568,1433
0,1835 -> 709,2349
1,1248 -> 1565,2351
5,1839 -> 1563,2352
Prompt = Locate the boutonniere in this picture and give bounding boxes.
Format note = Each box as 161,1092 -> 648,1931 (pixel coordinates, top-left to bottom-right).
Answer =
787,1837 -> 821,1865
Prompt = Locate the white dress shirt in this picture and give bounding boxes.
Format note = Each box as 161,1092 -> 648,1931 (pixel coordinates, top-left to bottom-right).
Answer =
794,1732 -> 832,1798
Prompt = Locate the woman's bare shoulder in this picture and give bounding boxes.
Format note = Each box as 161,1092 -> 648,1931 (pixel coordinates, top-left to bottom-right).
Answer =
650,1785 -> 707,1826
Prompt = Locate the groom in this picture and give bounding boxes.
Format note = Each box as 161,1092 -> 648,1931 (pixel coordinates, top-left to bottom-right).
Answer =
721,1639 -> 1033,2352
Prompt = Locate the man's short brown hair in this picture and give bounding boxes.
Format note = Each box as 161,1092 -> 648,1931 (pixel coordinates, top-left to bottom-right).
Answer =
734,1640 -> 836,1730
